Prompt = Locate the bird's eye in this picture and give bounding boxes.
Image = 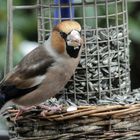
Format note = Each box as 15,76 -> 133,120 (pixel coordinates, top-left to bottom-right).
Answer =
59,31 -> 67,39
45,34 -> 49,40
78,31 -> 81,34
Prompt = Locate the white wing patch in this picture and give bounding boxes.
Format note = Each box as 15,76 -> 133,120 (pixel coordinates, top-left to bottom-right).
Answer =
31,75 -> 46,87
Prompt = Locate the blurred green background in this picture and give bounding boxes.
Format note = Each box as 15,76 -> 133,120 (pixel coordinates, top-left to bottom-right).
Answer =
0,0 -> 140,133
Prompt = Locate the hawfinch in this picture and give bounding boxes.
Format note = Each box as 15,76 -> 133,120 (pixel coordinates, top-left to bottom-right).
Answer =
0,20 -> 83,109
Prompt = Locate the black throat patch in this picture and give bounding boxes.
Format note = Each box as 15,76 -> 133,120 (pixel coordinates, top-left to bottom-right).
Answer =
59,30 -> 81,58
66,45 -> 81,58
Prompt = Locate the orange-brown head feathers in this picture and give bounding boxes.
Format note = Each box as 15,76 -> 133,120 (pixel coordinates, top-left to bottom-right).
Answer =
51,20 -> 82,58
53,20 -> 81,34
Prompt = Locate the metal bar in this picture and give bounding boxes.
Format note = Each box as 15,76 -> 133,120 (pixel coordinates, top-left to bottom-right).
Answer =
95,0 -> 101,100
8,0 -> 137,10
82,0 -> 90,103
105,0 -> 112,98
49,0 -> 53,30
128,0 -> 140,1
124,0 -> 131,92
5,0 -> 13,75
13,5 -> 38,10
115,0 -> 121,94
37,0 -> 45,44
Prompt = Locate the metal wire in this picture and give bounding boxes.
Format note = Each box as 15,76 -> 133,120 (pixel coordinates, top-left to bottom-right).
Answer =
36,0 -> 130,105
7,0 -> 130,105
5,0 -> 13,75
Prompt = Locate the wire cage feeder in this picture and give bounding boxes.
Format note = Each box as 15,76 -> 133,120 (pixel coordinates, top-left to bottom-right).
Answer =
5,0 -> 140,140
36,0 -> 130,105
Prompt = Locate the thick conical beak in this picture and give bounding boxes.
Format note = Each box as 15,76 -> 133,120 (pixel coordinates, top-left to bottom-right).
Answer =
67,30 -> 83,47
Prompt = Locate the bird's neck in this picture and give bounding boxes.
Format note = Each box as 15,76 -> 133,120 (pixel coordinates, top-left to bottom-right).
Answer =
44,37 -> 59,59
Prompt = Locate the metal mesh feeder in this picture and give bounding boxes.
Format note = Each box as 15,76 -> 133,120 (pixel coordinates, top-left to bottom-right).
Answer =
37,0 -> 130,105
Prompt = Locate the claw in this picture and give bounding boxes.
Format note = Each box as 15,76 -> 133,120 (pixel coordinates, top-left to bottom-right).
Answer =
11,106 -> 36,122
40,104 -> 62,117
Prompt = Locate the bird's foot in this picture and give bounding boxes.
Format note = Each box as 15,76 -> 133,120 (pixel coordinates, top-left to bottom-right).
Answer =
8,106 -> 36,122
39,104 -> 62,117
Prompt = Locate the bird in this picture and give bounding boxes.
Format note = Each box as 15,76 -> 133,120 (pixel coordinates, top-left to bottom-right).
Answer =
0,20 -> 83,114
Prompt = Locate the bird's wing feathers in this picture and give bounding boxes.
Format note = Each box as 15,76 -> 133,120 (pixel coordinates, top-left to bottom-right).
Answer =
16,45 -> 54,79
1,45 -> 54,90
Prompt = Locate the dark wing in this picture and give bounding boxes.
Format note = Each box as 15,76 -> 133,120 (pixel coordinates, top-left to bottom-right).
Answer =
0,45 -> 54,101
15,46 -> 54,78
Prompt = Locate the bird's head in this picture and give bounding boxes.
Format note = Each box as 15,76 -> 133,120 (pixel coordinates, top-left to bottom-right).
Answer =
51,20 -> 83,58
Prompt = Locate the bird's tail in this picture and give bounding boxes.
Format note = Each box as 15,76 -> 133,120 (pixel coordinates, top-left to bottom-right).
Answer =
0,91 -> 6,109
